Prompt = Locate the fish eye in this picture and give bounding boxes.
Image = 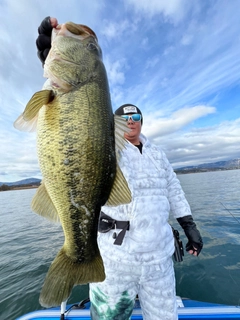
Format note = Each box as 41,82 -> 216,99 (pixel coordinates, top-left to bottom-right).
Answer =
87,42 -> 98,51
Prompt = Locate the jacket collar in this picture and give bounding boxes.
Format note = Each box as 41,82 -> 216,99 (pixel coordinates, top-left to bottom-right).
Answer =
139,133 -> 150,148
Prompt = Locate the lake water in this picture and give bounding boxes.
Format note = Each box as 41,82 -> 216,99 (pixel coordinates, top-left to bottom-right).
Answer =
1,170 -> 240,320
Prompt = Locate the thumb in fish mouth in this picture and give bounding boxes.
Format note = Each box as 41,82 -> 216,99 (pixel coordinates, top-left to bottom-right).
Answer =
50,17 -> 58,28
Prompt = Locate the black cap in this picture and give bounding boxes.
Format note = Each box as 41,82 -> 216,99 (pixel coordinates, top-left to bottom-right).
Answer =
115,104 -> 143,124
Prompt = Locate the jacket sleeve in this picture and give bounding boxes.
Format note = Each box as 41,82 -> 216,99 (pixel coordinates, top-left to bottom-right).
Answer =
162,151 -> 192,219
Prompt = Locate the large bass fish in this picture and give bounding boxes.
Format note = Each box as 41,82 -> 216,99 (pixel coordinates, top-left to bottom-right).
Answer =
14,22 -> 131,307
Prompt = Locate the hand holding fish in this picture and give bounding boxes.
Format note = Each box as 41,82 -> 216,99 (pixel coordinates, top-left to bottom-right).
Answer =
36,16 -> 58,65
50,17 -> 58,27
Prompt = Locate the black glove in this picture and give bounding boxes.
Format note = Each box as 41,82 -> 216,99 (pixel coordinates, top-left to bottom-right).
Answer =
177,215 -> 203,256
36,16 -> 53,65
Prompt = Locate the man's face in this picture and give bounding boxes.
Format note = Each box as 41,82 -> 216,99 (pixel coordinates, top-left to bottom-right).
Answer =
122,114 -> 142,143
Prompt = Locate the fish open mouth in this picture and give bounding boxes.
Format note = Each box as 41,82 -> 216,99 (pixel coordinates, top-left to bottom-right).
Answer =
65,22 -> 98,40
53,22 -> 98,42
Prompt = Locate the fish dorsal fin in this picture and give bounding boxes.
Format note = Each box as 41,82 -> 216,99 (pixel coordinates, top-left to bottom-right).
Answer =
105,115 -> 132,206
106,163 -> 132,206
31,181 -> 60,223
114,115 -> 130,155
13,90 -> 54,132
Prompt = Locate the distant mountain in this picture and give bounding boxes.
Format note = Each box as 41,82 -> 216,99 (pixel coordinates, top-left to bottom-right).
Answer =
0,178 -> 41,187
1,158 -> 240,186
175,158 -> 240,174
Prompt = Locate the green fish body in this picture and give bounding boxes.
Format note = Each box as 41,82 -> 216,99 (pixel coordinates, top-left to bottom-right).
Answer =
14,22 -> 131,307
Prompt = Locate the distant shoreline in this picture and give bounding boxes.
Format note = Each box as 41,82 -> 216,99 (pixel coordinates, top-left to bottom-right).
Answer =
0,184 -> 40,192
174,167 -> 239,175
12,185 -> 39,190
1,167 -> 239,192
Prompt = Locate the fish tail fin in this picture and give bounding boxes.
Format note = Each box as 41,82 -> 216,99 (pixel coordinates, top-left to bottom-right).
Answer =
39,247 -> 105,307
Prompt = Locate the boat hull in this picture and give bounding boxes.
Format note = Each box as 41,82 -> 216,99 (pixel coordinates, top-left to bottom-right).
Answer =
16,297 -> 240,320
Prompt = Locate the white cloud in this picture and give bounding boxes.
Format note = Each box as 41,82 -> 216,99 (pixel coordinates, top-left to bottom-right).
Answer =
124,0 -> 191,22
105,56 -> 128,86
101,19 -> 132,40
144,105 -> 216,138
180,34 -> 193,46
145,56 -> 160,70
148,119 -> 240,168
0,127 -> 40,181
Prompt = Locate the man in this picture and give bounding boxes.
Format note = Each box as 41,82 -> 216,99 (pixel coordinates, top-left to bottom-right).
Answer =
36,18 -> 203,320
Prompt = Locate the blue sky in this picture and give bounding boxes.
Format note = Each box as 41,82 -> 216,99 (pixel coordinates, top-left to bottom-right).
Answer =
0,0 -> 240,182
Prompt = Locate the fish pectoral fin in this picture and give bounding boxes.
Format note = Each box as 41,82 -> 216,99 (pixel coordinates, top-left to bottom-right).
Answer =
23,90 -> 54,121
13,113 -> 39,132
13,90 -> 54,132
106,164 -> 132,206
31,181 -> 60,223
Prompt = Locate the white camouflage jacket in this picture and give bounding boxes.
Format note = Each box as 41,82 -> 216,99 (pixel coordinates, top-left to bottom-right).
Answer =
98,133 -> 191,265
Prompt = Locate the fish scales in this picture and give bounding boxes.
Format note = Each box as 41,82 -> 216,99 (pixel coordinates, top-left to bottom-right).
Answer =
37,49 -> 115,305
38,86 -> 114,259
14,22 -> 131,307
38,44 -> 115,305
